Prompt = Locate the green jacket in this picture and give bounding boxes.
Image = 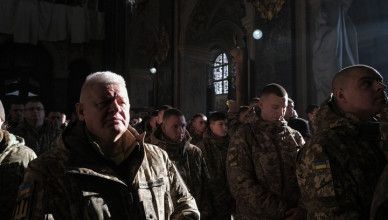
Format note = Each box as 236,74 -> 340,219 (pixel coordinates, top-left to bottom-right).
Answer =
0,130 -> 36,220
14,121 -> 199,220
297,96 -> 387,219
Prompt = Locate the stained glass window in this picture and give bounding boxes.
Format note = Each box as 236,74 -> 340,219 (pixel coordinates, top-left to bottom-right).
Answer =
213,53 -> 228,94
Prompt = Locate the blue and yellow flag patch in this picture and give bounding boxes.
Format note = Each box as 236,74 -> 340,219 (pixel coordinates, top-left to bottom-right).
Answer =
314,161 -> 328,170
14,182 -> 34,220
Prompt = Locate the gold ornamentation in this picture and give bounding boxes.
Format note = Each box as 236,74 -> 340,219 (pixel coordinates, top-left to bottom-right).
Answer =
249,0 -> 287,21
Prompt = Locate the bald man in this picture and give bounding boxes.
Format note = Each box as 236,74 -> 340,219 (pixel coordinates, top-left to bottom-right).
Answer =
297,64 -> 387,219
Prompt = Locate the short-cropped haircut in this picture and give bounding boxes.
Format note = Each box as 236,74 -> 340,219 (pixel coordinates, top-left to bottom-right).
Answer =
163,108 -> 184,121
80,71 -> 126,102
260,83 -> 287,98
192,113 -> 206,121
208,111 -> 227,123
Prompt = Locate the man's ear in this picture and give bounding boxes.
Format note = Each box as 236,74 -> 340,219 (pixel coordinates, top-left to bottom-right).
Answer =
161,122 -> 166,133
258,99 -> 264,109
334,89 -> 347,103
75,103 -> 85,121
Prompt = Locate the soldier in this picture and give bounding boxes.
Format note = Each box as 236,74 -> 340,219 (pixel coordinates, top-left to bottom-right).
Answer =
226,83 -> 305,219
297,64 -> 387,219
144,110 -> 159,143
156,105 -> 173,125
13,71 -> 199,219
0,99 -> 36,220
187,113 -> 207,145
228,106 -> 249,137
197,112 -> 235,219
151,108 -> 212,219
13,98 -> 61,155
284,98 -> 298,121
47,110 -> 65,130
6,99 -> 24,132
305,104 -> 319,134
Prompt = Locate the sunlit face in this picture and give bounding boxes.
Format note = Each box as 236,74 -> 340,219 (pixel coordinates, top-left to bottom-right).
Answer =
341,69 -> 386,120
259,94 -> 288,122
9,104 -> 24,122
24,101 -> 45,126
210,119 -> 228,137
192,115 -> 207,134
162,115 -> 186,143
77,83 -> 130,143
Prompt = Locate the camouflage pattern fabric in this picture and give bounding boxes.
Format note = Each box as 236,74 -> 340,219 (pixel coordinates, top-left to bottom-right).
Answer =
0,130 -> 36,220
13,121 -> 199,220
187,126 -> 203,146
297,96 -> 387,219
370,164 -> 388,220
227,118 -> 241,138
197,128 -> 235,219
13,120 -> 61,155
370,103 -> 388,220
226,110 -> 305,220
151,127 -> 212,219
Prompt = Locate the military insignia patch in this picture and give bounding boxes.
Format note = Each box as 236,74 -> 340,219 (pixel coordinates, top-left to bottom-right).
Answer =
14,182 -> 34,220
314,161 -> 327,170
228,146 -> 238,167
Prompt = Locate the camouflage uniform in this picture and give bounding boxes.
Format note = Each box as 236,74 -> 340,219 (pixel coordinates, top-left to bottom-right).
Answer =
151,127 -> 212,219
226,110 -> 305,220
187,126 -> 202,146
197,128 -> 235,219
297,96 -> 387,219
0,130 -> 36,220
370,103 -> 388,220
13,120 -> 61,155
13,121 -> 199,220
227,118 -> 241,137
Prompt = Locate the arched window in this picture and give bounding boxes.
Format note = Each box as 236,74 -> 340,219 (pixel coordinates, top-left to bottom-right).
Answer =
213,53 -> 228,95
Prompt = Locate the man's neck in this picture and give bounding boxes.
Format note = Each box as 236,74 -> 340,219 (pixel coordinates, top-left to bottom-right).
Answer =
98,138 -> 123,157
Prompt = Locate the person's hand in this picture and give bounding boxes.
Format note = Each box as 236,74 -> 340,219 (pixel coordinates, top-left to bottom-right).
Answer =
284,207 -> 306,220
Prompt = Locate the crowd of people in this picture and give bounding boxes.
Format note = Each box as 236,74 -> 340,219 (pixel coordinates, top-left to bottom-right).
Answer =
0,64 -> 387,219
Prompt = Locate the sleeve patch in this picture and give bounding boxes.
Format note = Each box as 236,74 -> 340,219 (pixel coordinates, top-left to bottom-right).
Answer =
314,161 -> 328,170
14,182 -> 35,220
227,146 -> 238,167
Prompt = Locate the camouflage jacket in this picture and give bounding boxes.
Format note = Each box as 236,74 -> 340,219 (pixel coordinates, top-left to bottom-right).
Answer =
187,126 -> 202,146
151,127 -> 212,219
227,118 -> 242,138
14,121 -> 199,220
296,96 -> 387,219
226,110 -> 305,220
197,128 -> 235,219
0,130 -> 36,220
13,120 -> 61,155
370,103 -> 388,220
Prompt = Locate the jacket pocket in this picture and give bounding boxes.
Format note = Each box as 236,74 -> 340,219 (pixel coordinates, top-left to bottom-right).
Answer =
138,178 -> 171,220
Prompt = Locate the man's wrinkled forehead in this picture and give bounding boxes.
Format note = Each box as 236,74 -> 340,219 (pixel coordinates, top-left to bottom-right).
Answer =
92,83 -> 128,97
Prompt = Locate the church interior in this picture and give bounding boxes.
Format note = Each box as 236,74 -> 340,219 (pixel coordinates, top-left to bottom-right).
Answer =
0,0 -> 387,119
